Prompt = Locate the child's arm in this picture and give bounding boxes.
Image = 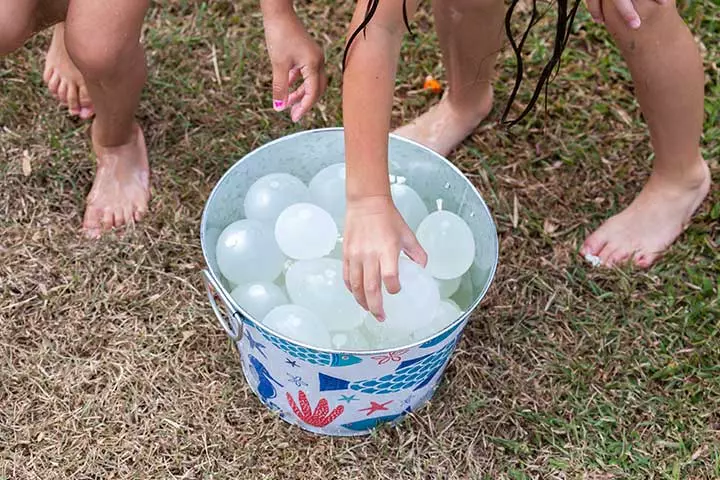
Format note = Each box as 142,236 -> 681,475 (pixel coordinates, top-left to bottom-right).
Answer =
261,0 -> 327,121
586,0 -> 664,29
342,0 -> 427,320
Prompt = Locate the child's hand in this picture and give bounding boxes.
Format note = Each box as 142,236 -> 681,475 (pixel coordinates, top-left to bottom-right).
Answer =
263,12 -> 327,122
343,195 -> 427,320
586,0 -> 665,29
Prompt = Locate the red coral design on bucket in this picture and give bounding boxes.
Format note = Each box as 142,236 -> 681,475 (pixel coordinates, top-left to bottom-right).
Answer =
286,390 -> 344,428
371,349 -> 409,365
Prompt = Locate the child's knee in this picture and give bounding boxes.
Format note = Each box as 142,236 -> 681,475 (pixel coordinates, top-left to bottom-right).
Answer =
0,13 -> 32,55
64,33 -> 138,81
602,0 -> 678,40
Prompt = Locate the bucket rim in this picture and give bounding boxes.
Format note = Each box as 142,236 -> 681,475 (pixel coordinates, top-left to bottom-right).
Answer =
200,127 -> 498,355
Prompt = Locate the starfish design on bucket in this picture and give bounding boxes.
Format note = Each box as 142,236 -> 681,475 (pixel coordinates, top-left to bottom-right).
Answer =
359,400 -> 392,416
339,394 -> 358,404
371,349 -> 409,365
246,331 -> 267,359
286,390 -> 344,428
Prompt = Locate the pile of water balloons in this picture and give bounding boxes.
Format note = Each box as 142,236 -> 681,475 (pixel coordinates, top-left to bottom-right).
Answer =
215,163 -> 478,351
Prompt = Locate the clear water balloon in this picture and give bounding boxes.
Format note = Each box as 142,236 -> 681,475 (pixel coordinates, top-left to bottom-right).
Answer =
328,238 -> 344,260
309,163 -> 346,230
285,258 -> 365,331
382,257 -> 440,334
244,173 -> 309,223
362,315 -> 411,350
435,276 -> 461,299
275,203 -> 338,260
262,304 -> 332,348
413,300 -> 463,341
416,210 -> 475,280
231,282 -> 288,320
331,330 -> 371,351
451,272 -> 474,311
391,183 -> 429,231
216,219 -> 285,284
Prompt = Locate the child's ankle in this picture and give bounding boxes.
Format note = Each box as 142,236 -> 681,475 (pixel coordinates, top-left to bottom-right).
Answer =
651,154 -> 709,190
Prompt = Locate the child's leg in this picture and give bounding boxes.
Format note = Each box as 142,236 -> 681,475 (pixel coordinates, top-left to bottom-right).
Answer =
0,0 -> 42,55
64,0 -> 150,238
44,23 -> 94,119
580,0 -> 710,267
394,0 -> 504,156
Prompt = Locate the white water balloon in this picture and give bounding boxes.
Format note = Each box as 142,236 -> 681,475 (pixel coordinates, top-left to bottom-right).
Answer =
231,282 -> 288,320
391,183 -> 429,231
286,258 -> 365,331
435,276 -> 461,299
382,257 -> 440,334
263,305 -> 332,348
216,219 -> 285,284
244,173 -> 309,223
309,163 -> 346,230
416,210 -> 475,280
275,203 -> 338,260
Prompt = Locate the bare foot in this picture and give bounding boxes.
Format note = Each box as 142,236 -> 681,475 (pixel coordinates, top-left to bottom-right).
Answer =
43,23 -> 94,120
83,123 -> 150,238
394,86 -> 493,156
581,160 -> 711,268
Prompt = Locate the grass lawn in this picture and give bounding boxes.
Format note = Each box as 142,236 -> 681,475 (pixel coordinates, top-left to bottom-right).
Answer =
1,0 -> 718,478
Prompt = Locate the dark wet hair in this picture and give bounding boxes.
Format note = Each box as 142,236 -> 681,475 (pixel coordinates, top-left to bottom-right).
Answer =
342,0 -> 583,127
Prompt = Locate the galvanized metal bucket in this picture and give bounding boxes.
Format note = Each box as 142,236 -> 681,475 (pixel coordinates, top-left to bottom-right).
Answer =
200,128 -> 498,436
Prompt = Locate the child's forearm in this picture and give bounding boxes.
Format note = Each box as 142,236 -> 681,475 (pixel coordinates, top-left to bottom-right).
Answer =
260,0 -> 294,19
343,1 -> 418,202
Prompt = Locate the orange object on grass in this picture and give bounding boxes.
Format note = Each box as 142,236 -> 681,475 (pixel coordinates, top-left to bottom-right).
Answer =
423,75 -> 442,94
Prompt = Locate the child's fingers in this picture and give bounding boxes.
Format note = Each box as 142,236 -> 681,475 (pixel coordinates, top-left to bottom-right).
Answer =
290,70 -> 325,122
271,63 -> 290,111
585,0 -> 604,23
613,0 -> 641,28
364,259 -> 385,320
287,85 -> 305,110
288,67 -> 301,87
381,252 -> 401,295
402,232 -> 428,268
348,259 -> 368,311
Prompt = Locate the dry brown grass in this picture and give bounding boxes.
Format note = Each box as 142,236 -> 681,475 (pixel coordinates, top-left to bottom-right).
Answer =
1,1 -> 719,478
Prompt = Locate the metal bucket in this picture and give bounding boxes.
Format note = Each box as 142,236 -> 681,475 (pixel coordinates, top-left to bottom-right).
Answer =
200,128 -> 498,436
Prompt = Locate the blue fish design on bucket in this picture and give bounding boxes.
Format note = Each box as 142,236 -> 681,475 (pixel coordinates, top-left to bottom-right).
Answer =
419,321 -> 463,349
319,338 -> 458,395
341,411 -> 409,432
249,354 -> 283,402
253,324 -> 362,367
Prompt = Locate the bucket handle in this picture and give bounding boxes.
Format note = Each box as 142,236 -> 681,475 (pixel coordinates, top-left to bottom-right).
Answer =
202,269 -> 243,342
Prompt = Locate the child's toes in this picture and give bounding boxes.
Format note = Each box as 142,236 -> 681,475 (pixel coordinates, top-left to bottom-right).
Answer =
633,251 -> 658,269
133,208 -> 146,223
83,206 -> 103,239
581,230 -> 608,258
47,72 -> 62,97
607,248 -> 631,268
101,208 -> 115,232
67,86 -> 81,116
117,206 -> 134,229
43,66 -> 55,86
57,80 -> 69,105
79,86 -> 94,119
